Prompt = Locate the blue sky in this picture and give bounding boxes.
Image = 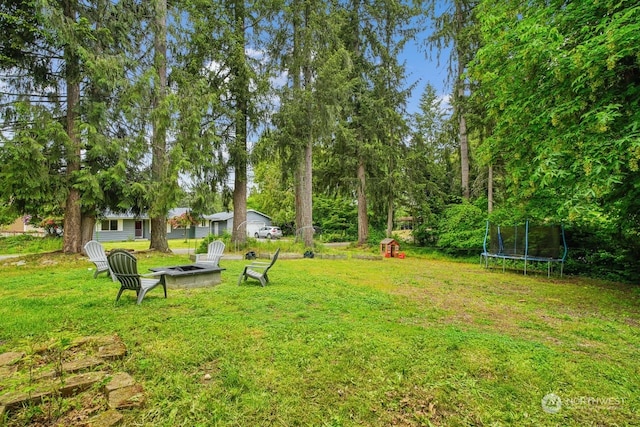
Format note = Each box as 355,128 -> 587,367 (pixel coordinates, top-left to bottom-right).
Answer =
401,37 -> 452,115
400,2 -> 453,116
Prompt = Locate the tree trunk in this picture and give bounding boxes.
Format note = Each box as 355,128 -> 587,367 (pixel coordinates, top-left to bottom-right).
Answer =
459,110 -> 469,199
386,193 -> 393,237
296,137 -> 314,247
62,0 -> 82,254
233,169 -> 247,244
289,0 -> 314,247
298,7 -> 314,249
488,164 -> 493,213
357,158 -> 368,245
149,0 -> 169,252
81,214 -> 96,249
231,0 -> 248,246
455,1 -> 470,200
231,100 -> 247,246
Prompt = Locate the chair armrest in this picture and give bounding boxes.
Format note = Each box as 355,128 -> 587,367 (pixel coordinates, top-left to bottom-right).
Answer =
142,271 -> 166,277
248,262 -> 270,267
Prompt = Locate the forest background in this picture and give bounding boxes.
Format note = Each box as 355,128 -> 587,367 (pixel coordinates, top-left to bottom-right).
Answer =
1,0 -> 639,282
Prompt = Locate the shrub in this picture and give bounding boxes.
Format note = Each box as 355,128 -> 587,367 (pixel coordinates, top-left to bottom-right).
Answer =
0,235 -> 62,254
40,217 -> 64,238
197,232 -> 232,254
436,203 -> 485,254
564,223 -> 640,283
412,223 -> 437,246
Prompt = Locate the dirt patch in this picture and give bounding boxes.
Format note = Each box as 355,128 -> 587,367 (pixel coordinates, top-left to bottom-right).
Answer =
376,386 -> 449,426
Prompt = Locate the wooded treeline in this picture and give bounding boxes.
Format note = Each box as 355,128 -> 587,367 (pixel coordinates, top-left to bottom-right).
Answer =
1,1 -> 638,279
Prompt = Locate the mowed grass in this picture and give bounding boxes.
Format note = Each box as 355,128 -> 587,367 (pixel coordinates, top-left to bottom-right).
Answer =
1,250 -> 639,426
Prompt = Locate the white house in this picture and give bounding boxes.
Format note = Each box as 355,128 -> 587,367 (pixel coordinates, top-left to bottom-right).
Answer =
92,208 -> 272,242
203,210 -> 272,237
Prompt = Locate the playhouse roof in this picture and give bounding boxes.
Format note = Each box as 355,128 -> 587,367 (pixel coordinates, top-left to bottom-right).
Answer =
380,238 -> 398,244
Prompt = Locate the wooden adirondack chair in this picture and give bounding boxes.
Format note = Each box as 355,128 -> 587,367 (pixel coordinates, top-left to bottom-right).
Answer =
195,240 -> 225,267
84,240 -> 115,280
237,248 -> 280,287
107,249 -> 167,305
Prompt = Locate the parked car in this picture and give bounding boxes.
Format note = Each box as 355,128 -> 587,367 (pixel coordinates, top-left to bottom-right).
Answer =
255,226 -> 283,239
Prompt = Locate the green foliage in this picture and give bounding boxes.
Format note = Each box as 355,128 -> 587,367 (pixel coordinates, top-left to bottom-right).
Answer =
412,222 -> 438,246
196,232 -> 232,254
403,84 -> 452,233
487,207 -> 527,226
564,221 -> 640,283
313,195 -> 358,242
365,227 -> 388,248
0,203 -> 18,226
436,203 -> 485,253
470,0 -> 640,225
247,161 -> 295,226
0,235 -> 62,254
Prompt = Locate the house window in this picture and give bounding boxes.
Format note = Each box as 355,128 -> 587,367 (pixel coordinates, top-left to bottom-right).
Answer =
100,220 -> 119,231
200,220 -> 207,227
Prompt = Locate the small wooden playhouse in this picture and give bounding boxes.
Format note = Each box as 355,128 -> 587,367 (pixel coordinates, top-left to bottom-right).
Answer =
380,238 -> 400,258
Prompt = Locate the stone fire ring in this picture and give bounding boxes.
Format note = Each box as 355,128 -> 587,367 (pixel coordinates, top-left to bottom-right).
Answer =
149,264 -> 225,289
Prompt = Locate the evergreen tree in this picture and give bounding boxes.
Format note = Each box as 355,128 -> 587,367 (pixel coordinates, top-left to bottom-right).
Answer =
267,0 -> 350,247
0,1 -> 146,253
404,84 -> 449,230
427,0 -> 480,201
148,0 -> 171,252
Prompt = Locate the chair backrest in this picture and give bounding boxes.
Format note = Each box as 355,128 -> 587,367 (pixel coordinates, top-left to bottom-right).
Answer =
107,249 -> 141,291
205,240 -> 225,261
84,240 -> 107,261
264,248 -> 280,273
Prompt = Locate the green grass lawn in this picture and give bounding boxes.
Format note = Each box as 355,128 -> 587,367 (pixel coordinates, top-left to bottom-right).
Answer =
1,249 -> 639,426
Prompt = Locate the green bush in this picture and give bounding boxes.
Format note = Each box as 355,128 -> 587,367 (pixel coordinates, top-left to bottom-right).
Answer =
564,223 -> 640,283
197,232 -> 232,254
319,232 -> 353,243
487,207 -> 527,226
412,223 -> 437,246
436,203 -> 485,254
0,234 -> 62,254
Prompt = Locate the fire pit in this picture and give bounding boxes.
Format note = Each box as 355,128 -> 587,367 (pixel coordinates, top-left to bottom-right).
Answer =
149,264 -> 225,289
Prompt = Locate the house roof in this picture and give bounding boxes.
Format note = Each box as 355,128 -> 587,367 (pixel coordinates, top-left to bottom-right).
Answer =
102,208 -> 272,222
101,208 -> 189,220
204,211 -> 234,221
204,209 -> 271,222
101,210 -> 147,220
168,207 -> 191,217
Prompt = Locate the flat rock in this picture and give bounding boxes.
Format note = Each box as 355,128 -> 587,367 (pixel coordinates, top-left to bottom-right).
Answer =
59,371 -> 107,397
62,357 -> 104,374
105,372 -> 135,393
34,368 -> 57,380
98,342 -> 127,360
72,335 -> 111,347
87,409 -> 123,427
108,384 -> 145,409
0,388 -> 51,411
0,352 -> 24,366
